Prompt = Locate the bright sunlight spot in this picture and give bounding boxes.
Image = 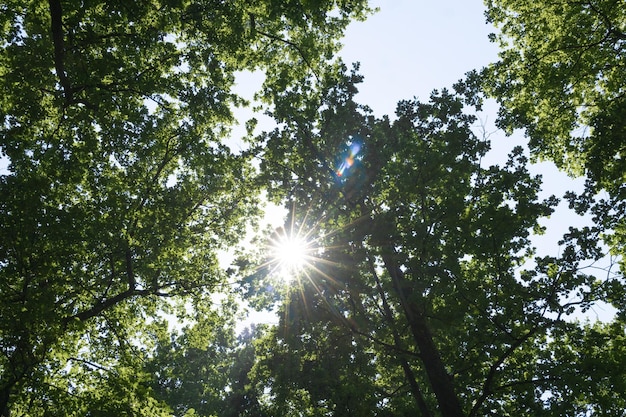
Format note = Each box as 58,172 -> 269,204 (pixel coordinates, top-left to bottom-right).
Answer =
270,232 -> 312,280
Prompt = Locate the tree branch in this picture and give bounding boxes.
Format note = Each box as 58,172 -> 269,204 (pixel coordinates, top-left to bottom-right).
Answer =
366,253 -> 433,417
468,324 -> 541,417
69,289 -> 135,322
48,0 -> 72,99
379,248 -> 465,417
68,357 -> 110,373
253,20 -> 320,82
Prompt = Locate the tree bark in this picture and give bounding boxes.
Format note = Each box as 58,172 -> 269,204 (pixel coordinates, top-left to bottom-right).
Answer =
381,251 -> 466,417
48,0 -> 72,99
369,254 -> 433,417
0,382 -> 12,417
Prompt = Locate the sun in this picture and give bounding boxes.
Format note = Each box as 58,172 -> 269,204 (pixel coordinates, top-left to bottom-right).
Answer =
270,231 -> 312,280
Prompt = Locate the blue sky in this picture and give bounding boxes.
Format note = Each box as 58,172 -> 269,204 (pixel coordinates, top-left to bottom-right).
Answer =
332,2 -> 616,322
339,0 -> 498,117
247,0 -> 615,326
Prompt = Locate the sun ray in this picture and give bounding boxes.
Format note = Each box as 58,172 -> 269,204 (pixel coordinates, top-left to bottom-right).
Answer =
262,188 -> 375,287
271,232 -> 310,273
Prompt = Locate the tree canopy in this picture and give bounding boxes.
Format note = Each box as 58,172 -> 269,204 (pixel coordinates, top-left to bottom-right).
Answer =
0,0 -> 369,415
483,0 -> 625,184
482,0 -> 626,271
241,66 -> 626,416
1,1 -> 625,417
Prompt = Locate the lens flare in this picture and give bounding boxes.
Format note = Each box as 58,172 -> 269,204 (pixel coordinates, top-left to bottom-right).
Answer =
336,142 -> 361,177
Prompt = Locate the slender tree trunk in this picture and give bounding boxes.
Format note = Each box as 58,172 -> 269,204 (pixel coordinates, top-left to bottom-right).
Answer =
381,252 -> 466,417
369,254 -> 433,417
0,380 -> 13,417
398,357 -> 433,417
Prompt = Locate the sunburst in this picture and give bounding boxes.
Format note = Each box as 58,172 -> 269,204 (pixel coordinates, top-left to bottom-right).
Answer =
269,227 -> 314,281
263,188 -> 368,285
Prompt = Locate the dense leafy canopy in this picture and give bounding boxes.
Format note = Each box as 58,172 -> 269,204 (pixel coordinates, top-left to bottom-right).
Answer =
1,1 -> 625,417
243,68 -> 626,416
483,0 -> 626,271
0,0 -> 369,415
483,0 -> 625,183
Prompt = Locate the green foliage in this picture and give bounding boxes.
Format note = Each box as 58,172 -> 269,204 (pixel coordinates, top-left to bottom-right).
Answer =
0,0 -> 370,414
483,0 -> 626,275
144,302 -> 239,417
250,67 -> 626,416
2,2 -> 624,416
483,0 -> 625,182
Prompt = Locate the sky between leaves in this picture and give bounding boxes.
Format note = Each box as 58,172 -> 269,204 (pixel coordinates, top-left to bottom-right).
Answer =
337,0 -> 595,255
0,1 -> 598,279
233,0 -> 616,324
0,1 -> 612,322
235,0 -> 575,244
340,0 -> 497,117
343,0 -> 615,322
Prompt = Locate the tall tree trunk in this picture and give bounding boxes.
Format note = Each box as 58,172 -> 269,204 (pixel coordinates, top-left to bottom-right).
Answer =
0,379 -> 14,417
381,252 -> 466,417
369,254 -> 433,417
